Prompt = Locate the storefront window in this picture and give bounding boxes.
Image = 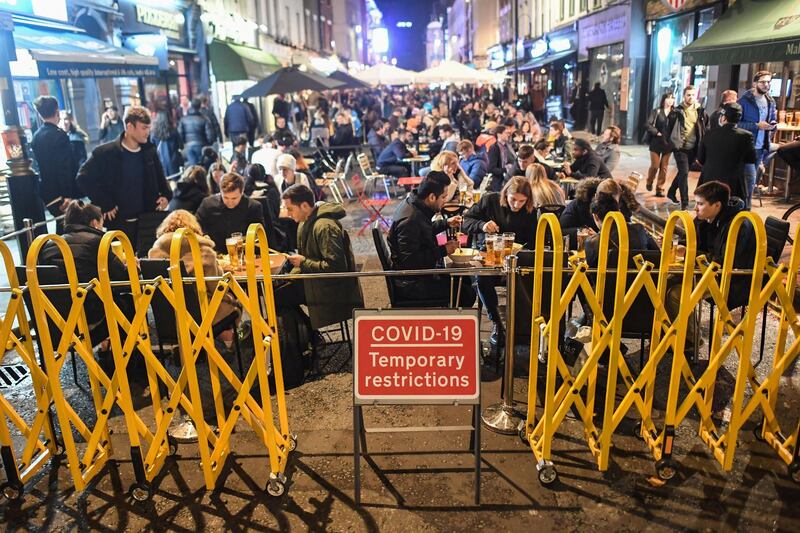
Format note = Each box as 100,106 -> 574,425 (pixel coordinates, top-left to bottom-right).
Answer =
650,13 -> 694,110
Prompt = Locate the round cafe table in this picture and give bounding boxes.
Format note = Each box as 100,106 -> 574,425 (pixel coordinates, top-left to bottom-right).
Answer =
402,155 -> 431,176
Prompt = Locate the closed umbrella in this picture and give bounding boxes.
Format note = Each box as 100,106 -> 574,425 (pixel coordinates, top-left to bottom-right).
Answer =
329,70 -> 372,89
241,66 -> 344,98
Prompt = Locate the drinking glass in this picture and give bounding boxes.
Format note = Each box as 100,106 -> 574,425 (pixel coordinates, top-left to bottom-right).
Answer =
472,190 -> 482,204
226,237 -> 240,268
492,235 -> 503,265
484,234 -> 496,266
502,232 -> 515,258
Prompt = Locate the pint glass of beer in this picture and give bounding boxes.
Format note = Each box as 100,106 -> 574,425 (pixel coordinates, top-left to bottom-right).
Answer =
502,232 -> 515,258
485,234 -> 496,265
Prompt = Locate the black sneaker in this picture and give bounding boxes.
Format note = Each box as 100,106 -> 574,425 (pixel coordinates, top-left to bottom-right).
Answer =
645,182 -> 653,192
666,193 -> 679,204
655,191 -> 665,198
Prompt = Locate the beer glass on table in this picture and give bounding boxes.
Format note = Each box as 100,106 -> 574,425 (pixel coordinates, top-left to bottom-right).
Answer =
484,234 -> 496,266
502,232 -> 515,259
227,232 -> 244,269
577,227 -> 591,252
473,190 -> 482,204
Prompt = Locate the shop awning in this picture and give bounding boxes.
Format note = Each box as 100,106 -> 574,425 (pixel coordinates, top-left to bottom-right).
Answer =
517,49 -> 576,71
209,40 -> 281,82
681,0 -> 800,66
11,24 -> 159,78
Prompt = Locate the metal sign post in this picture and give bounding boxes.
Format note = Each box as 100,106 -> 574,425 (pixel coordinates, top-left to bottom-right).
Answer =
352,308 -> 481,505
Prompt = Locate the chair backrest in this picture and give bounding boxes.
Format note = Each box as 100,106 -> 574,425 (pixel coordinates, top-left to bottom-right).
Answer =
356,153 -> 373,177
600,249 -> 662,337
139,259 -> 203,345
538,204 -> 565,219
764,215 -> 790,263
17,264 -> 84,351
371,221 -> 396,305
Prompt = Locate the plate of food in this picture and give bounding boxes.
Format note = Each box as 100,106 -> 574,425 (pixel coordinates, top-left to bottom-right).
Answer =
449,247 -> 478,266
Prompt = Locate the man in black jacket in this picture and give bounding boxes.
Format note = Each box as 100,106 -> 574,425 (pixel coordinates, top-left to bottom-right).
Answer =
560,139 -> 612,180
665,181 -> 756,354
31,96 -> 81,231
486,125 -> 516,192
587,82 -> 609,136
77,106 -> 172,250
697,102 -> 756,202
195,172 -> 268,253
388,171 -> 475,307
179,98 -> 215,166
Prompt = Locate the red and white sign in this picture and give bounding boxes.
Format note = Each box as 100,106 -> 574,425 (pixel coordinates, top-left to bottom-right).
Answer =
353,310 -> 480,404
660,0 -> 687,11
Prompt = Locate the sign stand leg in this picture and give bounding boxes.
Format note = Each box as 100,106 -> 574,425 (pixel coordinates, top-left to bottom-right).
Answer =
474,404 -> 481,505
354,405 -> 361,505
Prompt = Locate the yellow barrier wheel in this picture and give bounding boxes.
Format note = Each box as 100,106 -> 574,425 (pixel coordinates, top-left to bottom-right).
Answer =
167,436 -> 179,457
789,462 -> 800,484
655,458 -> 678,481
518,424 -> 529,445
536,462 -> 558,486
267,479 -> 285,497
130,482 -> 152,502
0,481 -> 23,502
632,421 -> 643,440
288,434 -> 297,452
752,423 -> 766,443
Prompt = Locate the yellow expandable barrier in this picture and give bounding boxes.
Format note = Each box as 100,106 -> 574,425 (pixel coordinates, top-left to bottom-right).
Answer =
521,211 -> 800,485
0,240 -> 60,501
7,222 -> 293,502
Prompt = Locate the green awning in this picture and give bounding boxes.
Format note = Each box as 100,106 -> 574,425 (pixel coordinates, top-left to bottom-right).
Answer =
208,40 -> 281,81
682,0 -> 800,66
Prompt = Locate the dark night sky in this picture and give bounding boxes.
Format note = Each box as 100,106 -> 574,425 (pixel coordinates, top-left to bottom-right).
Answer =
374,0 -> 431,71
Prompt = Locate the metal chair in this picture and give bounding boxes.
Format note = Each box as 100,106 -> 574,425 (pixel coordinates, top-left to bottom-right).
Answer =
357,153 -> 393,199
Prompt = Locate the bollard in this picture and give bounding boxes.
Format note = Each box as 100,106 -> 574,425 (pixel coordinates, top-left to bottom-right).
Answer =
481,254 -> 523,434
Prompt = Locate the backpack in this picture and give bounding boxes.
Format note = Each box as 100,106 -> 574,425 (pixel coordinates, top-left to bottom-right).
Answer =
474,133 -> 495,162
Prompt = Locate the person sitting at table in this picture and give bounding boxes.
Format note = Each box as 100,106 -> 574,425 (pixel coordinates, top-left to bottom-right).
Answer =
595,126 -> 622,172
533,140 -> 559,180
39,200 -> 131,358
377,128 -> 415,180
457,140 -> 489,190
558,139 -> 612,180
195,172 -> 268,253
244,163 -> 281,222
231,135 -> 249,174
421,150 -> 474,201
280,184 -> 363,331
148,209 -> 240,332
388,171 -> 476,307
439,124 -> 460,153
275,153 -> 311,193
560,178 -> 638,234
548,120 -> 572,161
329,111 -> 357,158
583,194 -> 659,269
463,176 -> 538,345
168,165 -> 210,213
506,144 -> 536,186
526,163 -> 565,208
207,161 -> 226,194
367,120 -> 389,159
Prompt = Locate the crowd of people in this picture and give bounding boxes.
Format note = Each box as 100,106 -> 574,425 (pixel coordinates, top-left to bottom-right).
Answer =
23,76 -> 781,399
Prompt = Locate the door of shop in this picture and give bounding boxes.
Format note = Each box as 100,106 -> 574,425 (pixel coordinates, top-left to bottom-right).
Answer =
588,42 -> 624,130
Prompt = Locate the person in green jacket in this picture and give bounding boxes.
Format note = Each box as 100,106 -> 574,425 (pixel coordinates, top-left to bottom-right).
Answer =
282,185 -> 363,329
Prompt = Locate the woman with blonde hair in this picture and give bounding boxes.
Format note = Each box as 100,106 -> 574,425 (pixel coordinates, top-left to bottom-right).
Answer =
430,150 -> 473,201
525,163 -> 565,208
148,210 -> 239,327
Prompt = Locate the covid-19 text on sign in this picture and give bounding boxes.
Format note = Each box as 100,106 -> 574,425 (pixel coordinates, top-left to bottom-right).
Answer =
353,310 -> 480,404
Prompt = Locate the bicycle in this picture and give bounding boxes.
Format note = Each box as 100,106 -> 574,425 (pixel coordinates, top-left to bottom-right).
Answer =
782,200 -> 800,244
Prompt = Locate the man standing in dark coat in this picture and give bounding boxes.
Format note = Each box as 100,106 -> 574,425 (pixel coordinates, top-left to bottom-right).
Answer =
224,96 -> 255,143
697,102 -> 756,202
587,82 -> 610,137
667,85 -> 707,209
31,96 -> 81,233
77,106 -> 172,250
178,98 -> 215,166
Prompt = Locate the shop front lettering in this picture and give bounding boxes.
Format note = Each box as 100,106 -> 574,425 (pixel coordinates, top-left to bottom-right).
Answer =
789,41 -> 800,57
41,65 -> 157,78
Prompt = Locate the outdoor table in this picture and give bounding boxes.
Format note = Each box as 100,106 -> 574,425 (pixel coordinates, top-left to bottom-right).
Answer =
769,124 -> 800,200
559,177 -> 579,198
403,155 -> 431,176
218,253 -> 288,276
